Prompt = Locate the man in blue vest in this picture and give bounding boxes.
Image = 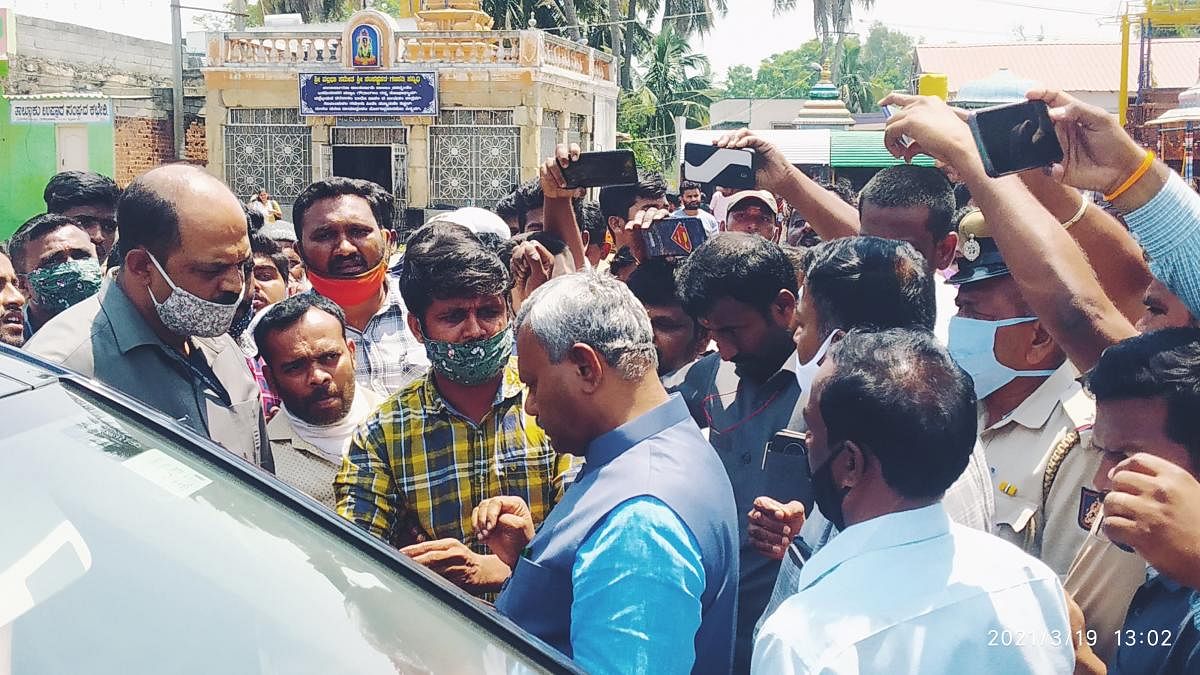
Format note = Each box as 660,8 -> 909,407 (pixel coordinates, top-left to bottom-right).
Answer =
474,270 -> 740,674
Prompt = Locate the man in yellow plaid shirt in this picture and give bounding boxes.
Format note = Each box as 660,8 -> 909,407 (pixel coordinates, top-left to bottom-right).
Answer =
335,221 -> 577,595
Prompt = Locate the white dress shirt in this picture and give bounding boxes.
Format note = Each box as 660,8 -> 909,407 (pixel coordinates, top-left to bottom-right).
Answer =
753,503 -> 1073,675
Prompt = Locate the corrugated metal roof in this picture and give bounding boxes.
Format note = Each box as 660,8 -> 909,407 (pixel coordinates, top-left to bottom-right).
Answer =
4,91 -> 111,100
915,40 -> 1200,94
680,129 -> 831,165
830,131 -> 934,167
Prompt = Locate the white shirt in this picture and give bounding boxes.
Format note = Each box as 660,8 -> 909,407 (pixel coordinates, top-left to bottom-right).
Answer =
671,207 -> 720,236
753,503 -> 1073,675
934,270 -> 959,345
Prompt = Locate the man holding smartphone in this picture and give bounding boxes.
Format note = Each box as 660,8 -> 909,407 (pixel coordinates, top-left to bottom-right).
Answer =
675,181 -> 720,235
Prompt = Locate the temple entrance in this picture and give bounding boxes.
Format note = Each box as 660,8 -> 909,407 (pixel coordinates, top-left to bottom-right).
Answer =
333,145 -> 392,192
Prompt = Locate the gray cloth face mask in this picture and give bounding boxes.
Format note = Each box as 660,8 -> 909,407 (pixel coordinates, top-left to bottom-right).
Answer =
147,252 -> 244,338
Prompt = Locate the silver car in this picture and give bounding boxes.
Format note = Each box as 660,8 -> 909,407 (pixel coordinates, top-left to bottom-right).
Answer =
0,345 -> 581,674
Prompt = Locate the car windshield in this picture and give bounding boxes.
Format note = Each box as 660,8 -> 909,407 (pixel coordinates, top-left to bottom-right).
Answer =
0,381 -> 556,675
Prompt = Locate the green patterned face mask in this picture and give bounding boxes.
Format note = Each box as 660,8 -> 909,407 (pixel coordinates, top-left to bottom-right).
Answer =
27,258 -> 102,314
424,327 -> 513,386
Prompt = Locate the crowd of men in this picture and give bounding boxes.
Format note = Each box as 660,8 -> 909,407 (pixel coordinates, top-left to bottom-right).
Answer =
3,86 -> 1200,675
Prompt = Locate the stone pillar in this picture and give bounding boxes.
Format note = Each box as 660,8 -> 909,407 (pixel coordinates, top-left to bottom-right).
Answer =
515,104 -> 541,183
206,91 -> 227,180
407,120 -> 431,208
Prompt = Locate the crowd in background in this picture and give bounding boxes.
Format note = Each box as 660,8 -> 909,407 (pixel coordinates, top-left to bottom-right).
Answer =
3,86 -> 1200,675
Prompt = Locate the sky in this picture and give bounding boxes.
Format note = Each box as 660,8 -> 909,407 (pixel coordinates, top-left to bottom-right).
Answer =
8,0 -> 1129,76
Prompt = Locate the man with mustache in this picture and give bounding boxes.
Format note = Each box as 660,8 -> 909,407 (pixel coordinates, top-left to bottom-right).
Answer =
0,249 -> 27,348
26,164 -> 272,469
292,178 -> 428,397
254,293 -> 381,509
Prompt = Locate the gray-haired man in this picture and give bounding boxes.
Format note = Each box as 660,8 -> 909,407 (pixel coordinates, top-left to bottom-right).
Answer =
473,271 -> 740,674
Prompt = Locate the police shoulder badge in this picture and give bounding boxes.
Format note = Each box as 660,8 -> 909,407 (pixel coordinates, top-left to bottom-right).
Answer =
1078,486 -> 1104,531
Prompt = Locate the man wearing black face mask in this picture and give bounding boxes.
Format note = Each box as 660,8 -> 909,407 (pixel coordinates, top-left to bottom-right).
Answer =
26,165 -> 271,470
753,329 -> 1072,674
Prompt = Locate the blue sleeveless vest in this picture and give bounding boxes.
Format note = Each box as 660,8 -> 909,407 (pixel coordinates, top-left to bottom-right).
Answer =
495,394 -> 740,674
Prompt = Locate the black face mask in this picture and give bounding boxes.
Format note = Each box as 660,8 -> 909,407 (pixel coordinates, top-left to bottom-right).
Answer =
811,444 -> 852,531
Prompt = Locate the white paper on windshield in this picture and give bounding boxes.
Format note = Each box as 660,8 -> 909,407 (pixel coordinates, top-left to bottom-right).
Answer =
123,448 -> 211,498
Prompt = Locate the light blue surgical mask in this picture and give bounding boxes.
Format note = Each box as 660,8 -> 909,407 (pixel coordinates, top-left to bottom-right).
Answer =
948,316 -> 1057,400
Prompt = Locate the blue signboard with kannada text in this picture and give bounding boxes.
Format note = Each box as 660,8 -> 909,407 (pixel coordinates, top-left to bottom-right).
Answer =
299,72 -> 438,117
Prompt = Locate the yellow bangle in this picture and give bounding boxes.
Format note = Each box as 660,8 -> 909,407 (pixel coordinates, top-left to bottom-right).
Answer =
1104,150 -> 1156,202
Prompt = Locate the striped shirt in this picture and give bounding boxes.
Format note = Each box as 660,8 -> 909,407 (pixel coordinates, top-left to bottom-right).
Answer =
1124,171 -> 1200,320
333,275 -> 430,399
334,359 -> 578,552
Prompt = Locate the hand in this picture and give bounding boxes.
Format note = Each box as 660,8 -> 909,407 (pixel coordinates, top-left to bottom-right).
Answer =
509,240 -> 555,312
539,143 -> 588,201
1025,89 -> 1147,195
1065,590 -> 1105,675
879,93 -> 982,176
714,129 -> 795,195
624,206 -> 672,264
472,496 -> 536,569
1102,452 -> 1200,589
264,405 -> 280,422
748,496 -> 805,560
399,539 -> 512,593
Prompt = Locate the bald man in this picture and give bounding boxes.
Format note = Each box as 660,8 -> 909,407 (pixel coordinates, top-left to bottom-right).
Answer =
26,165 -> 272,469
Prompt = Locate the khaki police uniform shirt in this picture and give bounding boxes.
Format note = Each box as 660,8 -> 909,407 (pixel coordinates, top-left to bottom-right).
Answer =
982,363 -> 1146,663
25,276 -> 270,469
981,363 -> 1100,576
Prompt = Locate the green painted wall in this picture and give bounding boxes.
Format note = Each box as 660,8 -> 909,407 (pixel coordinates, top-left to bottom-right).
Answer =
0,97 -> 116,240
0,96 -> 56,240
88,121 -> 115,178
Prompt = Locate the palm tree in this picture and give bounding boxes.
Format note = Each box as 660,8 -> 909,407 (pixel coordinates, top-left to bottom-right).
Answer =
626,24 -> 713,166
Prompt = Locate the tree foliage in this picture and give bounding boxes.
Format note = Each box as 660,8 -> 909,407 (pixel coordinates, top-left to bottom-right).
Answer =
714,23 -> 912,113
617,25 -> 713,171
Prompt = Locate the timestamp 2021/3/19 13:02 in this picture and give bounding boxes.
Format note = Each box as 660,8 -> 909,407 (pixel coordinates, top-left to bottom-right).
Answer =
987,630 -> 1174,649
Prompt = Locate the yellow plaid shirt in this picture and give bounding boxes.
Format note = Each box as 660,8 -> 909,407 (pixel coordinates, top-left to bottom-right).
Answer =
335,359 -> 578,553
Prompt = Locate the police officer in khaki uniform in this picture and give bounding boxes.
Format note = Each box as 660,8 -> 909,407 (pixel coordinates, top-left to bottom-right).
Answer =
949,210 -> 1143,661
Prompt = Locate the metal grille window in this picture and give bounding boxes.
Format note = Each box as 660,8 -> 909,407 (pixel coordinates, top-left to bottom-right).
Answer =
568,113 -> 591,152
540,110 -> 561,164
430,109 -> 520,208
224,108 -> 311,206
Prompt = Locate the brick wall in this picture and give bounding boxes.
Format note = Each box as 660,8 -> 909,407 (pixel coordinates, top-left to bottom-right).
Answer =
114,117 -> 175,186
113,115 -> 211,185
186,117 -> 208,165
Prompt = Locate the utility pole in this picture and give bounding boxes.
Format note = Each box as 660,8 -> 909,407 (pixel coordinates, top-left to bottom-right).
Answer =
232,0 -> 246,31
170,2 -> 186,161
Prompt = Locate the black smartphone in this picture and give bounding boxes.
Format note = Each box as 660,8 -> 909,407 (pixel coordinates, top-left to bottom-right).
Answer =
641,217 -> 708,258
968,100 -> 1064,178
683,143 -> 756,189
763,429 -> 809,469
561,149 -> 639,189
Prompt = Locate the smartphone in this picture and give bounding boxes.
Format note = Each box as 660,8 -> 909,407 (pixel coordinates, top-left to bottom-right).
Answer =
762,429 -> 809,471
641,217 -> 708,258
560,149 -> 638,189
881,103 -> 913,148
968,100 -> 1064,178
683,143 -> 756,190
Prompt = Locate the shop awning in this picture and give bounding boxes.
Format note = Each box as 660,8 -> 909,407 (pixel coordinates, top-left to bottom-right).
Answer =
830,130 -> 935,167
680,129 -> 831,166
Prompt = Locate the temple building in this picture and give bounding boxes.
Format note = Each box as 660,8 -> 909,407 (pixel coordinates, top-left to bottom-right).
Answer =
201,2 -> 618,228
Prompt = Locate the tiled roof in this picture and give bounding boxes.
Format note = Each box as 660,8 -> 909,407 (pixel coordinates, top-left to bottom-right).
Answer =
915,40 -> 1200,93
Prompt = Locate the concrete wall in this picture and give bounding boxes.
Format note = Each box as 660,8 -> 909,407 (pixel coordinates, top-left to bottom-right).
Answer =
6,14 -> 173,95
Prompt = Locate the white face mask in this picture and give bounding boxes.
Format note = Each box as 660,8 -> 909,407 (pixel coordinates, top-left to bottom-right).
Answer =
146,252 -> 244,338
794,330 -> 840,395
